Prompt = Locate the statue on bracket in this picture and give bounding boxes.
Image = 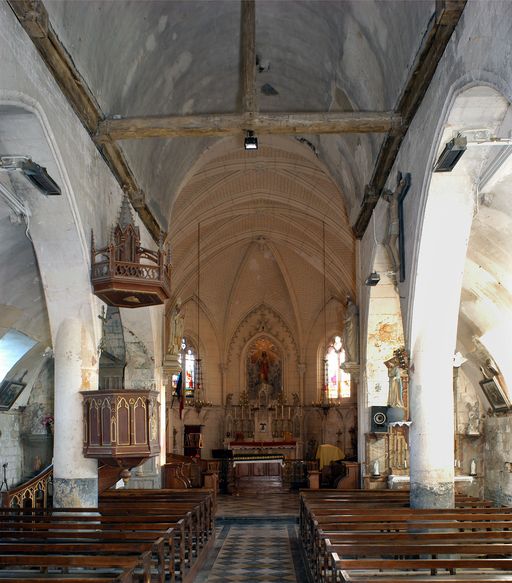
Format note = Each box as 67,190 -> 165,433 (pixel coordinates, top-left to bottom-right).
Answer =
382,172 -> 411,283
342,296 -> 359,364
167,299 -> 185,356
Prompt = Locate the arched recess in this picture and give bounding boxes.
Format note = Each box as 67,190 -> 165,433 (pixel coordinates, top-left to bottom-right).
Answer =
226,304 -> 298,401
306,296 -> 345,405
180,295 -> 221,404
0,99 -> 100,505
408,84 -> 510,508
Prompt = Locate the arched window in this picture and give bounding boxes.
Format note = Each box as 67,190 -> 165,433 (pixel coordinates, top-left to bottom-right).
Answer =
171,337 -> 197,400
325,335 -> 351,399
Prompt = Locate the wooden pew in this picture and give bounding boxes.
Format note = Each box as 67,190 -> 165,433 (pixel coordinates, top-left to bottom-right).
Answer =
0,540 -> 164,583
299,490 -> 512,583
0,516 -> 181,582
0,489 -> 214,583
0,553 -> 149,582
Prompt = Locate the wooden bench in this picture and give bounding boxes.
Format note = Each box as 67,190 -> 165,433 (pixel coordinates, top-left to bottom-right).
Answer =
0,515 -> 181,582
0,489 -> 214,583
299,490 -> 512,583
0,553 -> 149,583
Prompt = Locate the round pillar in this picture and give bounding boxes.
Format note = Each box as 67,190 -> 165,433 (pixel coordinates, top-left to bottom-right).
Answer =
53,317 -> 98,507
409,174 -> 474,508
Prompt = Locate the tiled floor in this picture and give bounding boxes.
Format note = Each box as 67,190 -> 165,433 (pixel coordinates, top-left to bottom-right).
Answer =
216,478 -> 299,517
195,480 -> 310,582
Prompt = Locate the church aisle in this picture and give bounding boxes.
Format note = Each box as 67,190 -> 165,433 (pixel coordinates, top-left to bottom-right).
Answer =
195,488 -> 310,582
195,521 -> 308,583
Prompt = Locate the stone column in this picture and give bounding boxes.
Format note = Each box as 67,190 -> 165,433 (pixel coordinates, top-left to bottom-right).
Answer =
409,174 -> 474,508
297,363 -> 306,405
219,362 -> 228,406
162,353 -> 181,456
53,317 -> 98,507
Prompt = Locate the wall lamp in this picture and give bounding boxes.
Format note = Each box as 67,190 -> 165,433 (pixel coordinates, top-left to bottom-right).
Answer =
244,130 -> 258,151
0,156 -> 61,195
365,272 -> 381,286
433,136 -> 467,172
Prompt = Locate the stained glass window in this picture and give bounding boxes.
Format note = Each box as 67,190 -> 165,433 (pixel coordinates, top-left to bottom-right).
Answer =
325,335 -> 351,399
173,338 -> 196,399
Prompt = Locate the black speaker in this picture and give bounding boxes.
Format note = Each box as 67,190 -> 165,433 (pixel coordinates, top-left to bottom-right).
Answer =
370,406 -> 388,433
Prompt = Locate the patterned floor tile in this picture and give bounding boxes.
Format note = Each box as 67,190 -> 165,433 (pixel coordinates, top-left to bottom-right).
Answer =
195,490 -> 310,583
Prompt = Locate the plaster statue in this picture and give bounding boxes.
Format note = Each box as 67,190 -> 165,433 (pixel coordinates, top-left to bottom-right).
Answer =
167,300 -> 184,355
466,402 -> 480,435
342,296 -> 359,363
225,393 -> 233,407
257,350 -> 270,383
385,356 -> 404,408
383,174 -> 407,273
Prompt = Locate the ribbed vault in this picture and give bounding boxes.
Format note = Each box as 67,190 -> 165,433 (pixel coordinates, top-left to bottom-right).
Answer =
169,135 -> 355,361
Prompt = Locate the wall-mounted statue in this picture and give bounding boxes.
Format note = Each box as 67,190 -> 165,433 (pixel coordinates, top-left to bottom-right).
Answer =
382,172 -> 411,283
385,355 -> 404,408
342,296 -> 359,364
167,299 -> 184,356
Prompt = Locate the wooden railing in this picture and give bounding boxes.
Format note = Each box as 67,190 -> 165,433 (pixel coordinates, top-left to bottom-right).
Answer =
0,464 -> 53,509
91,258 -> 170,286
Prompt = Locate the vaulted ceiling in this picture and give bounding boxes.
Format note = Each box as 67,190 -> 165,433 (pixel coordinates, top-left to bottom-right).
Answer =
44,0 -> 434,231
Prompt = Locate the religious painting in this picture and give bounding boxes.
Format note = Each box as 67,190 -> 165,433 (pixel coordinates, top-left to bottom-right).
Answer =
480,377 -> 511,412
247,337 -> 282,401
0,380 -> 26,411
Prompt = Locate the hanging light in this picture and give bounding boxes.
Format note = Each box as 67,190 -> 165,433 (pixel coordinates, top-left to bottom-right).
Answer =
194,222 -> 205,406
244,130 -> 258,150
320,221 -> 331,414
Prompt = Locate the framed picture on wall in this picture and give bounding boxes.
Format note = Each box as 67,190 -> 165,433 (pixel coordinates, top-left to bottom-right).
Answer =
480,377 -> 511,412
0,380 -> 26,411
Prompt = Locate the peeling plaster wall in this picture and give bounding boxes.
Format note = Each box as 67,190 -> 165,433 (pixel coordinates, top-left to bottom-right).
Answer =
484,417 -> 512,505
0,413 -> 21,489
19,359 -> 54,479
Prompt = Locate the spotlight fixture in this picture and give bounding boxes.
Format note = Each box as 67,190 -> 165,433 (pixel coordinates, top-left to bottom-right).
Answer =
365,272 -> 381,286
0,156 -> 61,195
433,136 -> 467,173
244,130 -> 258,151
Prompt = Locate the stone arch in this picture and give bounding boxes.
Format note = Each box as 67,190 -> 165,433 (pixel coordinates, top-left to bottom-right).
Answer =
407,83 -> 510,508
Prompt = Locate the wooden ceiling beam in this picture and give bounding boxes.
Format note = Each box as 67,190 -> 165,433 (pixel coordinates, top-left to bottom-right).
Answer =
353,0 -> 467,239
241,0 -> 257,115
95,111 -> 401,142
7,0 -> 164,244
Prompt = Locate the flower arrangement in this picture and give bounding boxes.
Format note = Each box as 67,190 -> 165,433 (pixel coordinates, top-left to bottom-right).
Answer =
185,399 -> 213,413
41,414 -> 54,435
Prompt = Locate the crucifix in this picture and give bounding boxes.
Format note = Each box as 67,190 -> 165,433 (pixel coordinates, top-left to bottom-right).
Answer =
97,306 -> 108,354
383,171 -> 411,282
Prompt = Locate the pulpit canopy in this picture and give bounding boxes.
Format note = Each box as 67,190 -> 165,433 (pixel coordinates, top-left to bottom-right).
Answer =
91,196 -> 171,307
